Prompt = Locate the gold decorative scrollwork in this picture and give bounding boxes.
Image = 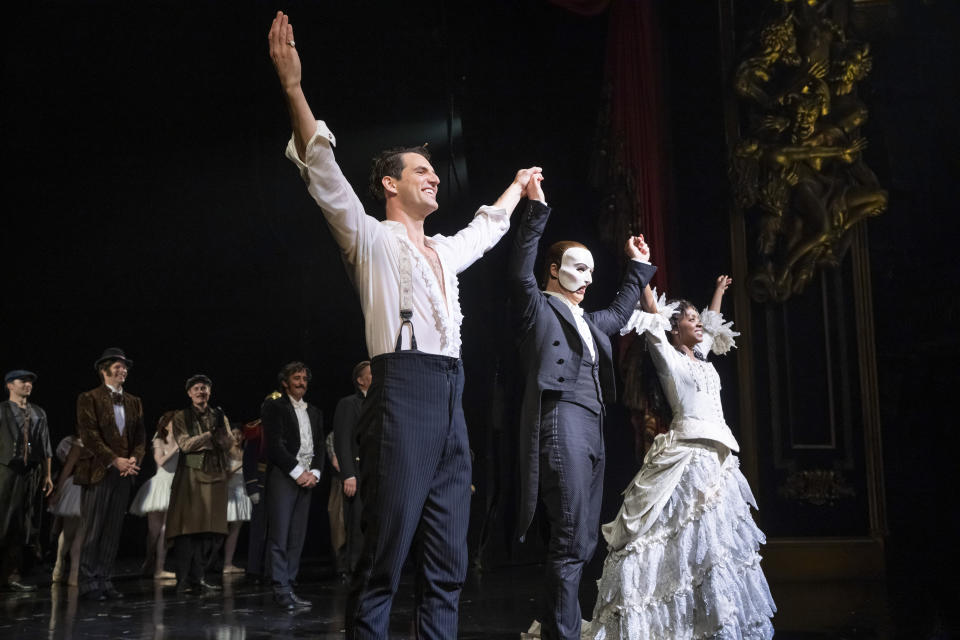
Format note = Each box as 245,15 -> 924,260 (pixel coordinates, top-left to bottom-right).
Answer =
780,468 -> 856,506
731,0 -> 887,302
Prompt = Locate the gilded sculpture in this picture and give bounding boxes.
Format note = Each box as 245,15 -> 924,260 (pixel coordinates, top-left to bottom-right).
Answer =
732,1 -> 887,302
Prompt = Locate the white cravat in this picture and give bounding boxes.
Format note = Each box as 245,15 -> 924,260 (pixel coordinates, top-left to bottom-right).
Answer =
545,291 -> 596,360
288,397 -> 320,481
105,383 -> 126,435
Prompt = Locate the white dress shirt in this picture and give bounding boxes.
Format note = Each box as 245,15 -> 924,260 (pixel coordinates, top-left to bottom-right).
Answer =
544,291 -> 597,360
105,383 -> 126,435
288,397 -> 321,481
286,121 -> 511,358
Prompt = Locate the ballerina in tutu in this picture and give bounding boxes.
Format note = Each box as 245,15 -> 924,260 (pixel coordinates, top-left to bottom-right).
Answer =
579,275 -> 775,640
129,411 -> 179,579
49,435 -> 87,587
223,428 -> 252,575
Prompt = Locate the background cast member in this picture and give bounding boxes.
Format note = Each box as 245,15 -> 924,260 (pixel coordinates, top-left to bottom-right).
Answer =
49,435 -> 87,587
267,13 -> 539,637
0,369 -> 53,592
509,177 -> 656,640
129,411 -> 179,580
261,361 -> 323,610
331,360 -> 371,577
223,427 -> 252,575
164,374 -> 233,594
241,395 -> 276,584
75,349 -> 145,601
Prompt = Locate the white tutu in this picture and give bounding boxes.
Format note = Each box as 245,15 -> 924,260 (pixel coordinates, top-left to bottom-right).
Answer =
49,476 -> 82,518
129,455 -> 177,516
226,469 -> 252,523
583,441 -> 775,640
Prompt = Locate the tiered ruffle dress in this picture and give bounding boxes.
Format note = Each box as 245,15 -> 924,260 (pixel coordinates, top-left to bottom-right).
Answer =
581,307 -> 775,640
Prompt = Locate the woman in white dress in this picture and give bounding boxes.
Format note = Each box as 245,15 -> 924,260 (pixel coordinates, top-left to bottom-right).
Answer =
129,412 -> 179,579
49,436 -> 86,586
581,276 -> 775,639
223,428 -> 252,574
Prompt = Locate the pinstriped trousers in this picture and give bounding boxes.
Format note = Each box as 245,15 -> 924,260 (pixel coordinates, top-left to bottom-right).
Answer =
79,467 -> 133,594
539,399 -> 605,640
346,351 -> 471,640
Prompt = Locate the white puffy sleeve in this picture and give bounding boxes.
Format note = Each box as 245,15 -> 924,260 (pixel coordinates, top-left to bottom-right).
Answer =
696,309 -> 740,357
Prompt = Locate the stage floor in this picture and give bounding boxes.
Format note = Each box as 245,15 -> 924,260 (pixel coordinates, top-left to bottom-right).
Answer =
1,561 -> 897,639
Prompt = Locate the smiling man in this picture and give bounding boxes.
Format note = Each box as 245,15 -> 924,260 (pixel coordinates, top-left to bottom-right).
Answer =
509,179 -> 657,640
75,348 -> 145,601
260,362 -> 323,610
164,374 -> 234,595
267,11 -> 541,638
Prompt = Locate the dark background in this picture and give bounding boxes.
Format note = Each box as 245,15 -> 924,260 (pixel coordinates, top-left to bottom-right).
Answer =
3,0 -> 959,634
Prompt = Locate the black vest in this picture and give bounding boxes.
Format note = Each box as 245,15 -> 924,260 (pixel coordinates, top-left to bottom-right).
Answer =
556,349 -> 604,415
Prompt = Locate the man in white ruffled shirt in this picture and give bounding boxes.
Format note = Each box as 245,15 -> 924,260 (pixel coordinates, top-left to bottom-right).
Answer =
267,12 -> 542,639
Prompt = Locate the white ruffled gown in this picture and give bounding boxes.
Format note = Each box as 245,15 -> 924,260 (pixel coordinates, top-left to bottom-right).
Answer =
129,444 -> 178,516
581,309 -> 775,640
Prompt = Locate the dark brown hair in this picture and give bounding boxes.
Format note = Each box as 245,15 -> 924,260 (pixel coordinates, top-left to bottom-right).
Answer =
540,240 -> 590,288
368,145 -> 431,203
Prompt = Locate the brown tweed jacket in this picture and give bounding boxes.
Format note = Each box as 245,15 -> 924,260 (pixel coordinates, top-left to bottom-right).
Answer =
74,385 -> 145,486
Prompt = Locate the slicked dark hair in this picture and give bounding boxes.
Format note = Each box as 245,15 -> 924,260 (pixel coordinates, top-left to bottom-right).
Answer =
368,145 -> 431,203
541,240 -> 590,288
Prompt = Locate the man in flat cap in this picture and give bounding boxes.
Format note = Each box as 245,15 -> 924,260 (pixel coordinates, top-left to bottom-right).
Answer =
164,374 -> 234,594
75,348 -> 145,600
0,370 -> 53,592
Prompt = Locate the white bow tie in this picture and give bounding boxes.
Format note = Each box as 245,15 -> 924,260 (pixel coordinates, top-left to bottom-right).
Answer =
291,399 -> 307,410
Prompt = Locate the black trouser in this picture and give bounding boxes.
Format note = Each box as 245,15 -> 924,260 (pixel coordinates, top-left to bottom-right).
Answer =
173,533 -> 224,586
266,466 -> 312,594
538,399 -> 604,640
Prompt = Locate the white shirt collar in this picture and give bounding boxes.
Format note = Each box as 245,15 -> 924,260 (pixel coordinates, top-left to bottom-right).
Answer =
545,290 -> 584,318
289,395 -> 307,410
105,383 -> 122,394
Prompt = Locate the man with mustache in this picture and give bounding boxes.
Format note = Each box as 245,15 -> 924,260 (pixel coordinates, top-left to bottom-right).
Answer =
261,362 -> 324,610
164,374 -> 234,594
267,12 -> 540,638
75,348 -> 145,601
509,178 -> 656,640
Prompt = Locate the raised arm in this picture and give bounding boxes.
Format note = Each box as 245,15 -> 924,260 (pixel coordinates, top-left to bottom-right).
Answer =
507,176 -> 550,333
709,275 -> 732,313
268,12 -> 316,161
587,235 -> 657,335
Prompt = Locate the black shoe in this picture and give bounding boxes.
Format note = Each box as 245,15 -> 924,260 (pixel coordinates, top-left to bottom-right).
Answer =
289,592 -> 311,607
103,586 -> 124,599
175,580 -> 197,595
80,589 -> 106,601
274,592 -> 296,610
198,578 -> 222,592
2,581 -> 37,593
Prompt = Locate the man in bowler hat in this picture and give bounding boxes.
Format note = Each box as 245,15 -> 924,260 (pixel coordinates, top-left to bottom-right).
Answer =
75,348 -> 145,600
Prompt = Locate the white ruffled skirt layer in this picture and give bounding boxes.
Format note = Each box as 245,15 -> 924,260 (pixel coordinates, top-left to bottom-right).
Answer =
49,477 -> 82,518
129,467 -> 175,516
583,436 -> 775,640
226,471 -> 252,522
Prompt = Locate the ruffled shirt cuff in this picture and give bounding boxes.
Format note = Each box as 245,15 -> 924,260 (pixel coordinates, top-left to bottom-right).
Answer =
621,308 -> 672,336
699,309 -> 740,355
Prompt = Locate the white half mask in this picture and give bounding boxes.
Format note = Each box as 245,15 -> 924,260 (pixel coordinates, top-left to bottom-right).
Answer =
557,247 -> 594,292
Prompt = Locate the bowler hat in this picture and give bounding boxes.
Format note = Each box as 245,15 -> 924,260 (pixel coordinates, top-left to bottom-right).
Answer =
185,374 -> 213,390
4,369 -> 37,384
94,348 -> 133,371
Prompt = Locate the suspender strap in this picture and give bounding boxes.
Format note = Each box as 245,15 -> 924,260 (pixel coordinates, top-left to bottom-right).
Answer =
395,243 -> 418,352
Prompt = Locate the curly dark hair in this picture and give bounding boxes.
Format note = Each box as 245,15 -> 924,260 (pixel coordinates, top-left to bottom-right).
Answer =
368,145 -> 432,203
277,361 -> 312,386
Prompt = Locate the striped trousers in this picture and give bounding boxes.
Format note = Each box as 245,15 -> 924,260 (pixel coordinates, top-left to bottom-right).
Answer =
79,467 -> 133,594
346,351 -> 472,640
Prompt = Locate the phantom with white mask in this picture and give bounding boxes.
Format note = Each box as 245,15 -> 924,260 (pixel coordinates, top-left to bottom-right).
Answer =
557,247 -> 594,292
